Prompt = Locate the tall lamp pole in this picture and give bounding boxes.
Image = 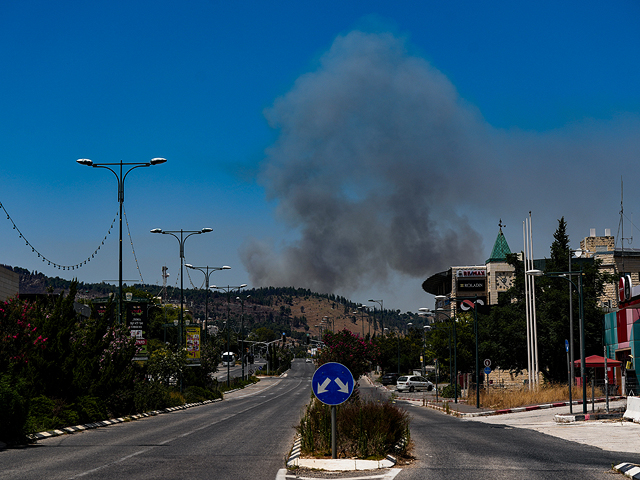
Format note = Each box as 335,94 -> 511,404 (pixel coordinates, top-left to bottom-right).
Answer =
77,157 -> 166,324
421,307 -> 458,403
527,269 -> 587,414
237,294 -> 250,381
212,284 -> 248,386
185,264 -> 230,342
434,295 -> 479,406
369,299 -> 383,335
150,228 -> 212,349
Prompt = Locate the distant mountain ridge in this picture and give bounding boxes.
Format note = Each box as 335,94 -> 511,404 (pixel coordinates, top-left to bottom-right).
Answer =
5,265 -> 421,337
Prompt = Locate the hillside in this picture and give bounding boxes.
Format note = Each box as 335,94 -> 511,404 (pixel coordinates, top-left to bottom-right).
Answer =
6,266 -> 423,339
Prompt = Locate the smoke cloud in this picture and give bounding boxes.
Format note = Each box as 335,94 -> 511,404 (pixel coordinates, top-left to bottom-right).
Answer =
240,31 -> 493,294
239,30 -> 640,296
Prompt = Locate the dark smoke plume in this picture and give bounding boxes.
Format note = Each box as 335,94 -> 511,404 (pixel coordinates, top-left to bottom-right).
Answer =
240,30 -> 492,294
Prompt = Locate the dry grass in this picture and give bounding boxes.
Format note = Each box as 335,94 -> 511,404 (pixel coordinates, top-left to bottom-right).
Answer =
479,384 -> 604,409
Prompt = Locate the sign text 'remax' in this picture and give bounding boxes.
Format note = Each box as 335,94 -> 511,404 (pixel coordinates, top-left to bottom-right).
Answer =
456,269 -> 486,278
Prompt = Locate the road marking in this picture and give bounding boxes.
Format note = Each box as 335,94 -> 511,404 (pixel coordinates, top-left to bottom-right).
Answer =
72,377 -> 306,479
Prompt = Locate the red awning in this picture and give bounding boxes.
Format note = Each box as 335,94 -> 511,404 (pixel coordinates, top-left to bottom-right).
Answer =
573,355 -> 622,368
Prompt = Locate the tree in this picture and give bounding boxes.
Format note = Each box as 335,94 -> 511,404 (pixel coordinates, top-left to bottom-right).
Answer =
478,218 -> 607,383
316,329 -> 379,380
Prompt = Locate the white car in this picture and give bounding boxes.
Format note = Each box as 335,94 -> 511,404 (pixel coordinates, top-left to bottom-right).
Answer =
396,375 -> 434,393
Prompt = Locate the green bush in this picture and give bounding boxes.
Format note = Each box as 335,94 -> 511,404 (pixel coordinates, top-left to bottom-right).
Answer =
297,397 -> 410,459
0,375 -> 28,444
441,382 -> 461,399
133,381 -> 172,412
183,385 -> 221,403
26,395 -> 79,433
77,396 -> 108,423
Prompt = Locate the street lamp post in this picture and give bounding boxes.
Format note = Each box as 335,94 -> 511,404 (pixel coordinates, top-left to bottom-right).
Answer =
185,264 -> 230,342
421,324 -> 429,376
421,307 -> 458,403
236,294 -> 250,381
369,299 -> 383,335
353,305 -> 368,337
211,284 -> 248,387
435,295 -> 479,406
527,269 -> 587,414
150,228 -> 212,349
77,157 -> 166,324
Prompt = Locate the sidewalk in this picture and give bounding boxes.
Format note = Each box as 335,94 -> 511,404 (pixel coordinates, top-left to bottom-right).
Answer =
396,395 -> 640,479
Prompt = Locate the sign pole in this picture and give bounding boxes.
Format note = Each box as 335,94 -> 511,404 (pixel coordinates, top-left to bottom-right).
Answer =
331,405 -> 337,459
566,339 -> 572,414
312,362 -> 355,460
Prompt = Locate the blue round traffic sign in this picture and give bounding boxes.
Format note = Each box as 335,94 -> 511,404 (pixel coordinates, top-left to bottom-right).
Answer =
312,362 -> 354,406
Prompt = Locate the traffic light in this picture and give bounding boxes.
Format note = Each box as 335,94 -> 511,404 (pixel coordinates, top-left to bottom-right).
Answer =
282,332 -> 286,344
306,333 -> 310,345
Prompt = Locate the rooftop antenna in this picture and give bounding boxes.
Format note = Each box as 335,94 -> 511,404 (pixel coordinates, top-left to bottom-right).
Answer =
161,265 -> 169,303
617,177 -> 634,274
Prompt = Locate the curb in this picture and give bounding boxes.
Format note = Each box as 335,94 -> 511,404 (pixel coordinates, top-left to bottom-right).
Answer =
555,408 -> 625,423
615,463 -> 640,479
28,398 -> 223,442
415,396 -> 626,418
286,435 -> 397,471
24,375 -> 270,444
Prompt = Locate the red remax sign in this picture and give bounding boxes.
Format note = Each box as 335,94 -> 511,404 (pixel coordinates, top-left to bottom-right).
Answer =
456,269 -> 486,278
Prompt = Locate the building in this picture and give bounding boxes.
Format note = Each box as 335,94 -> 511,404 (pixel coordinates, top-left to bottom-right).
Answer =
423,224 -> 640,392
422,225 -> 515,310
0,265 -> 19,301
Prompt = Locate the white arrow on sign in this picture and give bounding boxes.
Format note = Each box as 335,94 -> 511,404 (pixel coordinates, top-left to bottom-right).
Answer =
317,377 -> 331,394
335,378 -> 350,393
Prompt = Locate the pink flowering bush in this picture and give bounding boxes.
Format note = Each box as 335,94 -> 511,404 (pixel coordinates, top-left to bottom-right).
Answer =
316,329 -> 380,380
0,297 -> 48,372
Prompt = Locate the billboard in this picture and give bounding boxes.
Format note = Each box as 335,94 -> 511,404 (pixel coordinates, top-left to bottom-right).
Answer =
457,279 -> 486,291
127,300 -> 148,361
186,326 -> 201,363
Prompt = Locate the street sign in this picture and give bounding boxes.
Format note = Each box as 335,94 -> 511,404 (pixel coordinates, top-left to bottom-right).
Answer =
484,358 -> 491,367
484,366 -> 491,375
312,362 -> 354,406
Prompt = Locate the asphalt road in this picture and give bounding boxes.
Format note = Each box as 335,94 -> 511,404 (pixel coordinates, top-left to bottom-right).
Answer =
396,402 -> 625,480
285,378 -> 628,480
1,359 -> 314,480
214,358 -> 267,383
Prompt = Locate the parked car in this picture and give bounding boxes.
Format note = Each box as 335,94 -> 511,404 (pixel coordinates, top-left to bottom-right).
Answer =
380,373 -> 400,385
396,375 -> 434,393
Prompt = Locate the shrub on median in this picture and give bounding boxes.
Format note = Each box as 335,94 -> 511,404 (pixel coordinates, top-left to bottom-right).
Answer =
297,396 -> 410,459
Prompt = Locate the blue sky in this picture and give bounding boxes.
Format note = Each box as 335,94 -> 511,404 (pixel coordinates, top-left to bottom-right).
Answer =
2,1 -> 640,313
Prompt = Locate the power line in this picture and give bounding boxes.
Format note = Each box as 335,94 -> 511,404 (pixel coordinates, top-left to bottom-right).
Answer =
0,200 -> 117,272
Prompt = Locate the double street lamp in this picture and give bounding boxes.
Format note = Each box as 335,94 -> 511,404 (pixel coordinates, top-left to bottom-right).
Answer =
369,299 -> 383,335
237,294 -> 250,381
77,157 -> 166,323
185,264 -> 230,341
527,269 -> 587,414
151,228 -> 212,348
351,305 -> 368,338
211,284 -> 248,387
